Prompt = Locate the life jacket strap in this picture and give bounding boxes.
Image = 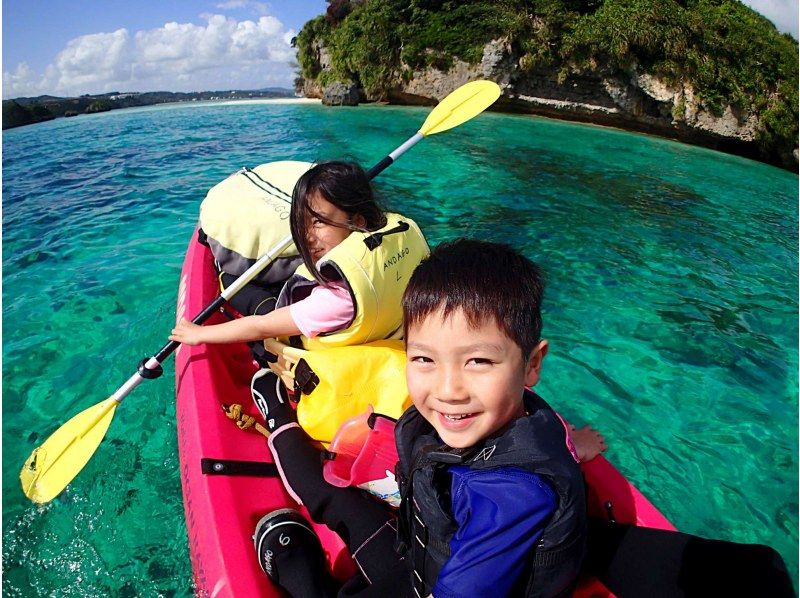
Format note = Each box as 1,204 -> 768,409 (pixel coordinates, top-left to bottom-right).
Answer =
293,359 -> 319,396
364,221 -> 410,250
401,447 -> 451,597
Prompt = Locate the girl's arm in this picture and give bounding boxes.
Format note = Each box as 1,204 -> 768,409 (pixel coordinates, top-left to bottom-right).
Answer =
169,306 -> 301,346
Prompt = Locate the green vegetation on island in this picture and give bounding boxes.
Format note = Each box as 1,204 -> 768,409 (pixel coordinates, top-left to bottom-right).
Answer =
296,0 -> 798,168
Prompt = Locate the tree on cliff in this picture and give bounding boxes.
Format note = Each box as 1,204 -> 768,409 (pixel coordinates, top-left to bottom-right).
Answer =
295,0 -> 798,168
86,100 -> 111,113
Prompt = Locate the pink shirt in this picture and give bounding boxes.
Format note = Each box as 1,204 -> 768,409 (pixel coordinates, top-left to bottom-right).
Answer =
289,282 -> 354,338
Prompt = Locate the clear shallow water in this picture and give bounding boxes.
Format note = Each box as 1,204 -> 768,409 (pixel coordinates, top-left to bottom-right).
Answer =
3,101 -> 797,594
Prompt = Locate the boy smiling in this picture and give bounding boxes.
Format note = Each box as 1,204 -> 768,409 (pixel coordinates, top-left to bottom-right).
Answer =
394,239 -> 586,597
251,238 -> 793,598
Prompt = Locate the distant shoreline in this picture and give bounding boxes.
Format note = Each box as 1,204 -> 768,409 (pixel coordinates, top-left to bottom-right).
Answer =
115,97 -> 323,112
3,90 -> 314,130
176,97 -> 322,107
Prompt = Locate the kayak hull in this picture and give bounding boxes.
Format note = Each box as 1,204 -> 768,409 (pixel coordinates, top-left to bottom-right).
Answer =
175,229 -> 354,597
175,229 -> 675,597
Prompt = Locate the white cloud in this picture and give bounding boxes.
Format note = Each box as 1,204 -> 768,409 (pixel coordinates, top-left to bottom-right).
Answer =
3,63 -> 41,98
251,2 -> 272,16
2,12 -> 297,98
54,28 -> 132,92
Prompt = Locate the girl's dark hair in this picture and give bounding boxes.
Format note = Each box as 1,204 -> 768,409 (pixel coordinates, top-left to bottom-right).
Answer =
402,238 -> 545,358
290,161 -> 387,283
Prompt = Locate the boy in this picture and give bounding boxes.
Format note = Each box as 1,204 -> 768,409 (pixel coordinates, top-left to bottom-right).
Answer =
393,238 -> 586,597
253,239 -> 586,597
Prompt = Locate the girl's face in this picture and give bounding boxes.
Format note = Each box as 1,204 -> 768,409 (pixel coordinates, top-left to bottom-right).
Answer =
305,191 -> 358,262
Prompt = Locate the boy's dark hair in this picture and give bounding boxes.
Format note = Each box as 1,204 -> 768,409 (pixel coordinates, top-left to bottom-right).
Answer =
291,161 -> 387,283
402,238 -> 545,357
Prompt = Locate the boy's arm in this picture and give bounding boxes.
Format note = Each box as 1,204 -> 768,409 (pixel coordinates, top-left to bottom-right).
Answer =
169,306 -> 301,346
433,466 -> 556,598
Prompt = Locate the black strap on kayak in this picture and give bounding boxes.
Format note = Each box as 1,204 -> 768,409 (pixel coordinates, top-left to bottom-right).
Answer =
201,458 -> 279,477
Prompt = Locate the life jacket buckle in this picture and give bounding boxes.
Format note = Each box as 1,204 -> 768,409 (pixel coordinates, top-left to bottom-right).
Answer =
423,444 -> 478,464
364,221 -> 410,250
293,359 -> 319,395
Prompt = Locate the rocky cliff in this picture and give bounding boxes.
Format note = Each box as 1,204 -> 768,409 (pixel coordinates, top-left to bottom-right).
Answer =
303,38 -> 795,169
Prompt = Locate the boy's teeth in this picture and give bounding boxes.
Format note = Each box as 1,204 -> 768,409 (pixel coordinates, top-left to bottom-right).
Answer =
445,413 -> 470,421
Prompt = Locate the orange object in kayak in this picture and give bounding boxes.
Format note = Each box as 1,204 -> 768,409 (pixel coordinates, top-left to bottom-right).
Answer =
323,407 -> 402,507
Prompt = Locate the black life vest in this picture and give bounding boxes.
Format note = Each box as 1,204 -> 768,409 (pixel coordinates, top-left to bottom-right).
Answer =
394,390 -> 587,598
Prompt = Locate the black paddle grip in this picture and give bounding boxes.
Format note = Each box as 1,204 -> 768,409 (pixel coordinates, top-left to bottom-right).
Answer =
151,295 -> 226,364
366,156 -> 393,180
138,358 -> 164,379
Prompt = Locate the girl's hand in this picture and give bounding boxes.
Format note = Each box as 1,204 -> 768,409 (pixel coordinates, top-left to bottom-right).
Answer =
169,318 -> 204,346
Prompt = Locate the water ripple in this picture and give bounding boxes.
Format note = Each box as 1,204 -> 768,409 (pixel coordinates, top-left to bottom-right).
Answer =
3,100 -> 797,591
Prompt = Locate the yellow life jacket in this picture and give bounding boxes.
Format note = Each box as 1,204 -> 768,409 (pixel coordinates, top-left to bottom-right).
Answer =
276,212 -> 429,349
199,161 -> 312,285
265,339 -> 411,444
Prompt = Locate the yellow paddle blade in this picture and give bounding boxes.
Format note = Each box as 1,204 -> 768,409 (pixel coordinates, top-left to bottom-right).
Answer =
20,397 -> 118,503
419,80 -> 501,136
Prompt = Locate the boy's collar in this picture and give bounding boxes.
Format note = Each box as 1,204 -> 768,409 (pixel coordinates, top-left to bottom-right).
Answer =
424,443 -> 480,464
426,395 -> 537,463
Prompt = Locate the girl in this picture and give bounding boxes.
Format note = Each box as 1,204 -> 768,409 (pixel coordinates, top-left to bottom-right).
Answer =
169,160 -> 429,350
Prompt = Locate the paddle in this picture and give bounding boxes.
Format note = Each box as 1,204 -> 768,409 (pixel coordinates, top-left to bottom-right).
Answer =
367,79 -> 501,178
20,79 -> 502,504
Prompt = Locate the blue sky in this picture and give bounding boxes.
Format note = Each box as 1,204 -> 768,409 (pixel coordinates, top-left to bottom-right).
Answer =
2,0 -> 327,98
2,0 -> 797,99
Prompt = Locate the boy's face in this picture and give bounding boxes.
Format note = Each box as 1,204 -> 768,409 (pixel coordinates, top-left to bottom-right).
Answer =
405,308 -> 547,449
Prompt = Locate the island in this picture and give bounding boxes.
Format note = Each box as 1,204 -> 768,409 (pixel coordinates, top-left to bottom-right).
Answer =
293,0 -> 798,171
2,88 -> 295,130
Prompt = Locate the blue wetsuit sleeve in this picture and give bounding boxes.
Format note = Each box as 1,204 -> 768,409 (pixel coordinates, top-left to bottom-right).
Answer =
432,466 -> 557,598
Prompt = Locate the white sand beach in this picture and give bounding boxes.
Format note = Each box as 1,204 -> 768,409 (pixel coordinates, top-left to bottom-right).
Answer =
192,97 -> 322,107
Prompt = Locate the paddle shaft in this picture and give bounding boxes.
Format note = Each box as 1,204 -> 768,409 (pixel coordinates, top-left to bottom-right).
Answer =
367,132 -> 423,179
366,82 -> 499,179
21,80 -> 503,505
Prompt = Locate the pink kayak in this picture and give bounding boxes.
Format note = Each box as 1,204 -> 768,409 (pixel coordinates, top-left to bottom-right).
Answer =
175,229 -> 355,597
174,229 -> 675,597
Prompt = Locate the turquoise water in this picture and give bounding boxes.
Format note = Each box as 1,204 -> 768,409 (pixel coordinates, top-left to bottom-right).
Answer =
3,100 -> 797,594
